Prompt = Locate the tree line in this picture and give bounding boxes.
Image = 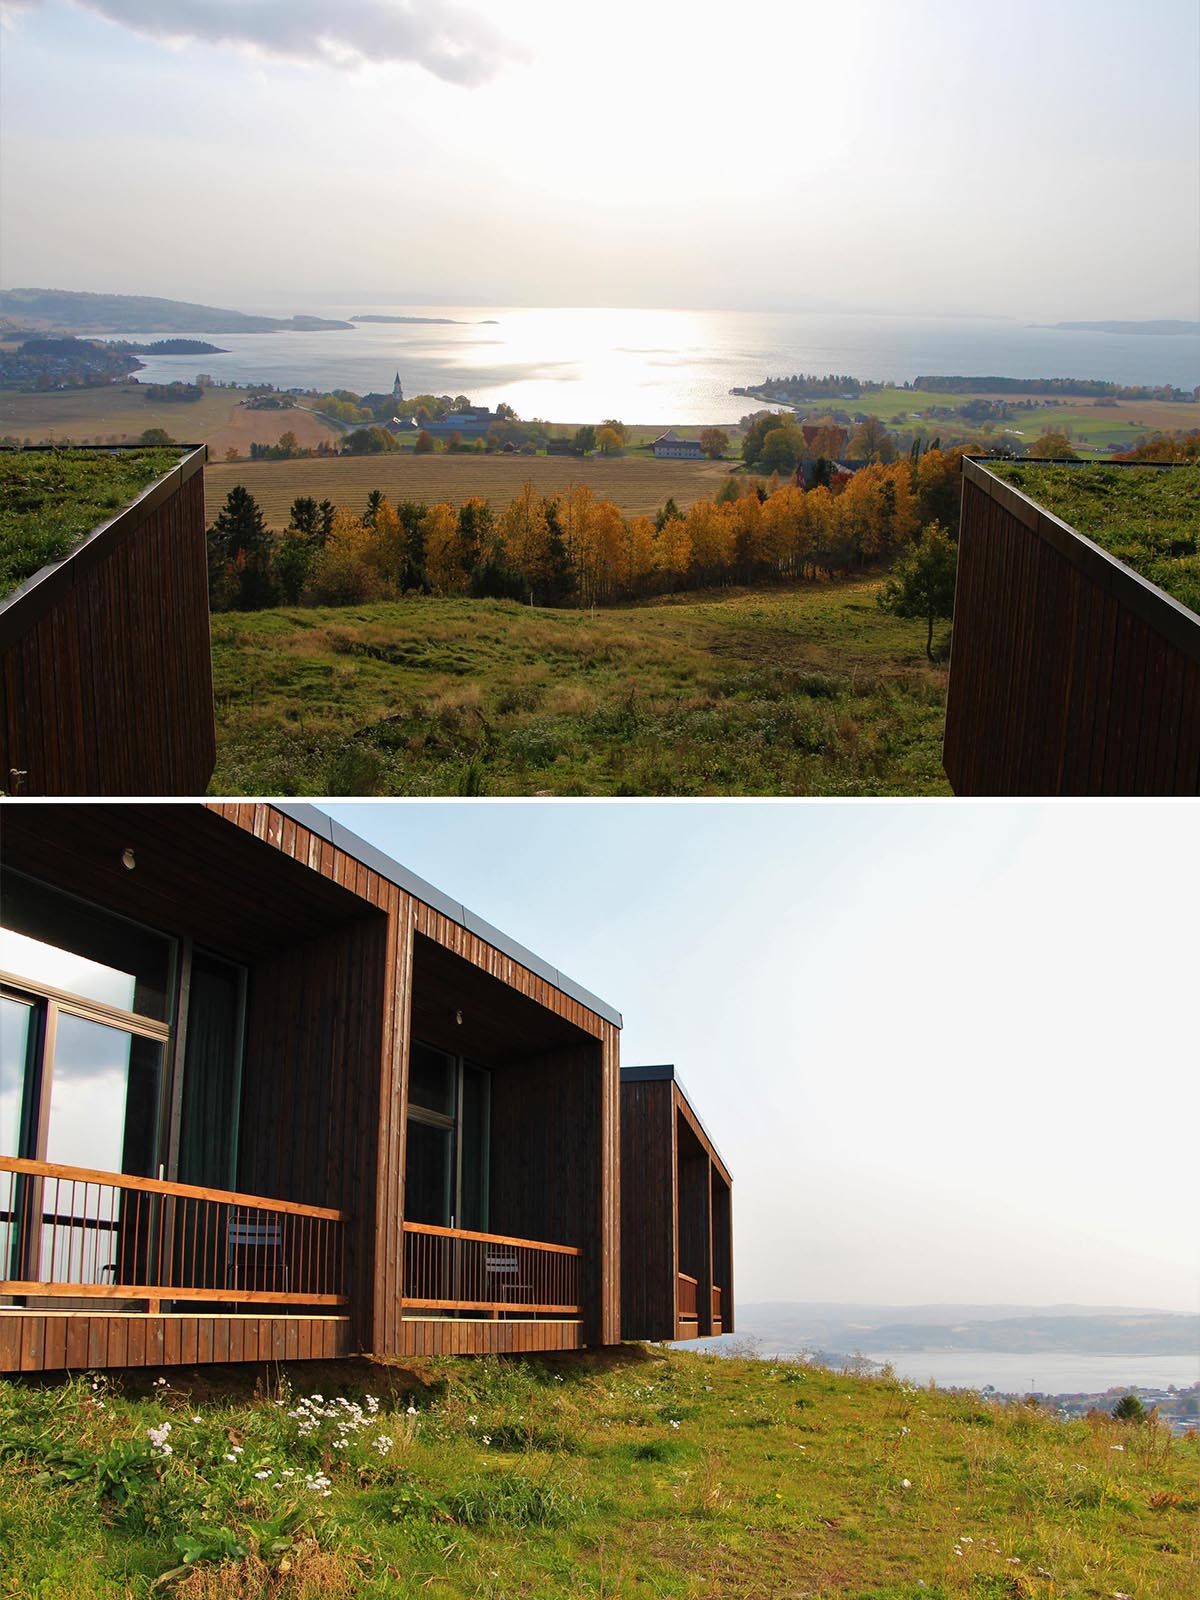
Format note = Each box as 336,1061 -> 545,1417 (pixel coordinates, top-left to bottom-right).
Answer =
207,449 -> 965,621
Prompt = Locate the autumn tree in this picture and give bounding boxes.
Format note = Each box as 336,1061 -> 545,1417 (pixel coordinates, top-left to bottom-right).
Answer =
655,514 -> 692,590
699,427 -> 729,459
758,423 -> 806,475
877,522 -> 958,659
741,411 -> 793,467
414,429 -> 435,454
306,509 -> 381,606
595,425 -> 623,455
499,481 -> 556,603
1028,431 -> 1078,458
424,501 -> 466,593
847,416 -> 897,462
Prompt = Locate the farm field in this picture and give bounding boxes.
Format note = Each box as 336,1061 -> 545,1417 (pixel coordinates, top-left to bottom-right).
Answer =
204,451 -> 738,525
209,579 -> 951,797
0,382 -> 340,455
746,388 -> 1199,454
1,1346 -> 1196,1599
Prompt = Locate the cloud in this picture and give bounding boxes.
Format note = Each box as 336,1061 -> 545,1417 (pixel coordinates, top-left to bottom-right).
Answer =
57,0 -> 517,85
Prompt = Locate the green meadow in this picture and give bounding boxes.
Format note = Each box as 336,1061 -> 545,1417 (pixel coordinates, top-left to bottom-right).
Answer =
209,581 -> 952,797
1,1348 -> 1195,1598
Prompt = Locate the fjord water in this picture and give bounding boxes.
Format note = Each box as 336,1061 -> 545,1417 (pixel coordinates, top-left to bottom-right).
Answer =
708,1347 -> 1199,1394
123,305 -> 1200,424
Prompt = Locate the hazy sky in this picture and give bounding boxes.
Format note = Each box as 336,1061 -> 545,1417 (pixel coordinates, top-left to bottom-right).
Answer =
2,0 -> 1197,319
320,800 -> 1200,1316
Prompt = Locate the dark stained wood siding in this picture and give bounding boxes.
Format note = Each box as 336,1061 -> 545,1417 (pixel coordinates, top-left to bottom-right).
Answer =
239,914 -> 390,1353
489,1043 -> 607,1345
619,1073 -> 734,1344
619,1077 -> 676,1342
1,801 -> 621,1366
944,461 -> 1200,795
0,454 -> 215,796
223,805 -> 620,1355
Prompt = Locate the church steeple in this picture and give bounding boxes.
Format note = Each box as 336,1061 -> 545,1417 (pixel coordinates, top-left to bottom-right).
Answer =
392,372 -> 404,402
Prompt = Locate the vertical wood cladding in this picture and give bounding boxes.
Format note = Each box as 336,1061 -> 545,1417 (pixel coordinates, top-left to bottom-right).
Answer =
239,914 -> 390,1354
489,1043 -> 607,1346
944,463 -> 1200,796
711,1171 -> 733,1336
222,805 -> 620,1356
676,1120 -> 713,1337
1,802 -> 621,1364
619,1073 -> 734,1345
0,461 -> 215,795
0,1314 -> 351,1372
619,1078 -> 676,1342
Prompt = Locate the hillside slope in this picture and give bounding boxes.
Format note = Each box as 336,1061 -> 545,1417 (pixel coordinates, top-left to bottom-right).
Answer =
1,1347 -> 1195,1598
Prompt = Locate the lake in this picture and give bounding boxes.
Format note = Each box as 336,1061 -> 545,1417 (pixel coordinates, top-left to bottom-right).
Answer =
695,1343 -> 1200,1394
116,304 -> 1200,425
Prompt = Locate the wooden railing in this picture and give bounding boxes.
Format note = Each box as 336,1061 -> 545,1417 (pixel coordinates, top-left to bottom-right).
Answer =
712,1285 -> 723,1326
677,1272 -> 698,1323
402,1222 -> 581,1317
0,1157 -> 348,1310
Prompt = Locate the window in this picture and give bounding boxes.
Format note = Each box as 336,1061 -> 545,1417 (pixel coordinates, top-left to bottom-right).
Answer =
405,1043 -> 490,1231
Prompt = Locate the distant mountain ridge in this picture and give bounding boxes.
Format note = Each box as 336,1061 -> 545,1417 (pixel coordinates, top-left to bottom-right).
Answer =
0,288 -> 354,335
736,1303 -> 1199,1356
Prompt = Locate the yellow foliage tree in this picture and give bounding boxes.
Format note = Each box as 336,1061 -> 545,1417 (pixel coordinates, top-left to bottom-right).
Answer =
499,481 -> 554,602
424,502 -> 466,594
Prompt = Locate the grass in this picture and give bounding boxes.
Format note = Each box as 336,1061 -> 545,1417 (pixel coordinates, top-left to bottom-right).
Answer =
0,1346 -> 1195,1598
208,579 -> 952,796
203,452 -> 738,527
0,446 -> 182,598
988,462 -> 1200,616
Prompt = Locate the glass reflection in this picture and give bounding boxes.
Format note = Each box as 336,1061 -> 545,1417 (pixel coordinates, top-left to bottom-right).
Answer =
0,995 -> 32,1159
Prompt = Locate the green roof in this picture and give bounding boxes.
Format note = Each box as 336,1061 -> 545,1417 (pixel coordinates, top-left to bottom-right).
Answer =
0,447 -> 185,601
989,462 -> 1200,618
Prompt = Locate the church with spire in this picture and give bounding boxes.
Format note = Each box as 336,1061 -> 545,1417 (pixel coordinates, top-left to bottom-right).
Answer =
392,372 -> 404,403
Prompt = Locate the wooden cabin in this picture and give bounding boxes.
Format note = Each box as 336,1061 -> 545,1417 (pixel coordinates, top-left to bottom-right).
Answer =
0,802 -> 623,1371
619,1066 -> 733,1343
0,446 -> 215,797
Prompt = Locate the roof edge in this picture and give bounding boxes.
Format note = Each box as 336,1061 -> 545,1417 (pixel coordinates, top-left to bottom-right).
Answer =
273,802 -> 623,1029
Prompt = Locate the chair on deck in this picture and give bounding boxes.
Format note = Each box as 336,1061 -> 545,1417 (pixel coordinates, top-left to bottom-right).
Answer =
484,1246 -> 532,1320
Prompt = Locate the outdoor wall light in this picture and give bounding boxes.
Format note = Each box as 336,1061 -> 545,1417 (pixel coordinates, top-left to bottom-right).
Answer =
121,848 -> 136,870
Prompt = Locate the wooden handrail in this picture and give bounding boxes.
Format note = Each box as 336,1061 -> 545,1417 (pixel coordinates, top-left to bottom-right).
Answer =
402,1222 -> 582,1317
402,1220 -> 581,1255
0,1157 -> 348,1223
1,1281 -> 346,1306
678,1272 -> 699,1286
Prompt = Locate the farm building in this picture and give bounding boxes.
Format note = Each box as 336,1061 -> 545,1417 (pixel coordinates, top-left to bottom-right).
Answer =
620,1065 -> 733,1343
652,431 -> 704,459
0,803 -> 732,1372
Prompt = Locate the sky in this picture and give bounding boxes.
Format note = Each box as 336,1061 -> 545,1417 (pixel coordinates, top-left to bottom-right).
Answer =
1,0 -> 1197,320
319,800 -> 1200,1317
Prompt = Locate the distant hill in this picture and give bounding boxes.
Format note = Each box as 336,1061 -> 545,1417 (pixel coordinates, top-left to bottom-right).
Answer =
0,288 -> 354,335
736,1303 -> 1199,1356
1046,320 -> 1200,336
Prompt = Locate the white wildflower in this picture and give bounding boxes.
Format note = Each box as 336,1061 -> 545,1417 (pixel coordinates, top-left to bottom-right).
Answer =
372,1435 -> 393,1454
900,1478 -> 911,1488
254,1470 -> 271,1480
